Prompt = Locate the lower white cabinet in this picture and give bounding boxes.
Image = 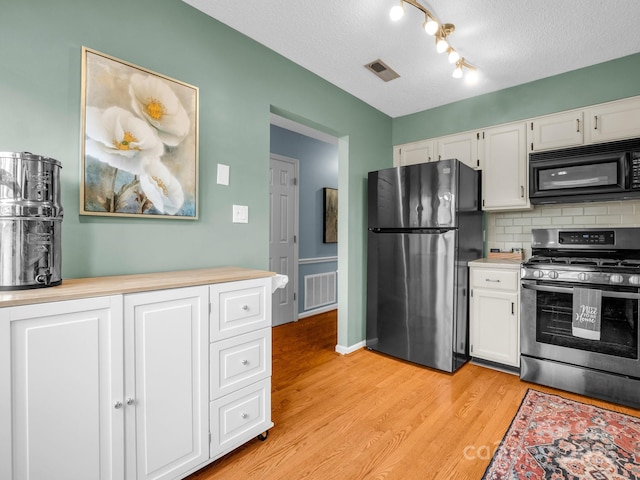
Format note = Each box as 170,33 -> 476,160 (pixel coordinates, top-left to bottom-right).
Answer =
469,261 -> 521,368
0,296 -> 124,480
124,286 -> 209,480
0,271 -> 274,480
209,278 -> 273,460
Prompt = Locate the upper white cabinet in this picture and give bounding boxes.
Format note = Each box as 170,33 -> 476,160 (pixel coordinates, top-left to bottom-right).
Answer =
528,96 -> 640,152
0,296 -> 124,480
481,122 -> 530,211
529,110 -> 584,152
586,96 -> 640,144
437,131 -> 481,170
393,139 -> 434,166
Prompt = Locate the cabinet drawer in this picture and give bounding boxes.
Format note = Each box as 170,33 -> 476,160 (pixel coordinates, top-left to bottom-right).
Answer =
471,268 -> 518,291
210,278 -> 271,341
210,328 -> 271,400
210,378 -> 272,458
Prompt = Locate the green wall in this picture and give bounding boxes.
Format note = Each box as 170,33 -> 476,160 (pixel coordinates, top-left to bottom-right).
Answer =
0,0 -> 392,348
392,53 -> 640,145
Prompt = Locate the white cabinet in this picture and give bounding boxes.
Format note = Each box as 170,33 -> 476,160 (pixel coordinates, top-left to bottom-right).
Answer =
0,270 -> 274,480
587,96 -> 640,144
481,122 -> 530,211
393,139 -> 435,166
124,286 -> 208,480
0,296 -> 124,480
437,131 -> 481,170
209,278 -> 273,460
529,110 -> 584,152
528,96 -> 640,152
469,261 -> 520,368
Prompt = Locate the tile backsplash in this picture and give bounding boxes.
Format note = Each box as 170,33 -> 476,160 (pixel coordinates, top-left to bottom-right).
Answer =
486,200 -> 640,259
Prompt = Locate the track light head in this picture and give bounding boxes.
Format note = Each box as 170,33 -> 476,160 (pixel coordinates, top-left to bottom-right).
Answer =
423,15 -> 438,35
390,2 -> 405,21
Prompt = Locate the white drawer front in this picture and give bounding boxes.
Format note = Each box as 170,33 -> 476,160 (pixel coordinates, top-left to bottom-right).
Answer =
210,278 -> 271,341
210,378 -> 272,458
471,268 -> 518,291
210,328 -> 271,400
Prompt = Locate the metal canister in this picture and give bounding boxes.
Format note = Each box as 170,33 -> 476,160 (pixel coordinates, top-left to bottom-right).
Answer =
0,152 -> 63,289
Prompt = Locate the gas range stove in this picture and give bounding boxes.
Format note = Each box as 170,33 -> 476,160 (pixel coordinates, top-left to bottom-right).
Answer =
521,228 -> 640,287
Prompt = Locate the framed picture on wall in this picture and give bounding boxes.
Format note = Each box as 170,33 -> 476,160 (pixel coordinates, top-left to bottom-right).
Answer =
323,187 -> 338,243
80,47 -> 199,219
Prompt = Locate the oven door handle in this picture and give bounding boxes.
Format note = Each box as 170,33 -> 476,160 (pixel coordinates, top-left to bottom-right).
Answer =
521,282 -> 640,299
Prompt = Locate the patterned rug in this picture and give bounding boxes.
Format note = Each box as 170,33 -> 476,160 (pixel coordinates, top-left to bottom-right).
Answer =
482,389 -> 640,479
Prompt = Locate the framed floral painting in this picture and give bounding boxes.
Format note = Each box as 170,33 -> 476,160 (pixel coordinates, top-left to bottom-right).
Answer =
80,47 -> 199,219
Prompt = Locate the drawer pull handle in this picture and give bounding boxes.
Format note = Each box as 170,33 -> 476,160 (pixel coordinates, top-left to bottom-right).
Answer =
241,305 -> 249,311
241,359 -> 249,366
485,278 -> 501,283
241,412 -> 249,419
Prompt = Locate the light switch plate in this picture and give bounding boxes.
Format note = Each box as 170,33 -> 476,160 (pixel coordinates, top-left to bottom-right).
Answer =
232,205 -> 248,223
217,164 -> 230,185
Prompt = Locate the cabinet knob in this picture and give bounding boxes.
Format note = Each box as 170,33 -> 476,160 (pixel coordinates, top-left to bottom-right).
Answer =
126,397 -> 135,406
241,359 -> 249,366
241,305 -> 249,311
241,412 -> 249,419
114,400 -> 123,409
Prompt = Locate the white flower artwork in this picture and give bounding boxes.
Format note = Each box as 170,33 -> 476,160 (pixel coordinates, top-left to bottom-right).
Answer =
81,47 -> 199,218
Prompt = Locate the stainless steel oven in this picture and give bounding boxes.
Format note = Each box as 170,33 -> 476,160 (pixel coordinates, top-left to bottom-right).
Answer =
520,228 -> 640,409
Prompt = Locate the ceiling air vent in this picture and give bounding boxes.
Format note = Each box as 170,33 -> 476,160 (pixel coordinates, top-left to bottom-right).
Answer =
365,59 -> 400,82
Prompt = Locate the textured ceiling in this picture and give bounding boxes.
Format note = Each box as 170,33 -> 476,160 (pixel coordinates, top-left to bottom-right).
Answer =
182,0 -> 640,118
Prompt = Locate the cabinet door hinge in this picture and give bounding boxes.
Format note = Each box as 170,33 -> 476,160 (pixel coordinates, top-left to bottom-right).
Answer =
476,132 -> 480,140
209,431 -> 212,444
293,177 -> 298,186
482,199 -> 485,207
476,159 -> 479,167
470,289 -> 473,298
293,292 -> 297,301
470,344 -> 473,354
293,235 -> 297,243
209,303 -> 212,315
531,142 -> 534,151
530,121 -> 534,131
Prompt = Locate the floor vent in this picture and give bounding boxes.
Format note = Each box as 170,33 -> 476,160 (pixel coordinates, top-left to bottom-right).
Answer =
365,59 -> 400,82
304,272 -> 337,310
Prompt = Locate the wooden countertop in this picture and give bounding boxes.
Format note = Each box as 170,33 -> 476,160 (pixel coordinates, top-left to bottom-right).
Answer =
0,266 -> 275,308
468,258 -> 522,269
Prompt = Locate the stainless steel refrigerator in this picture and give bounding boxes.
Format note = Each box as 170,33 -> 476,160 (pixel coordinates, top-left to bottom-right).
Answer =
366,159 -> 483,372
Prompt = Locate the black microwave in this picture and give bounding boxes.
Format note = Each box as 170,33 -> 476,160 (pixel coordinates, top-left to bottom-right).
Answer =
529,138 -> 640,204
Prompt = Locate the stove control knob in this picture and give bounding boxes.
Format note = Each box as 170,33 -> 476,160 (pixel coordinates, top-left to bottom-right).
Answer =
629,275 -> 640,285
610,274 -> 624,284
532,270 -> 544,279
578,272 -> 589,282
548,271 -> 559,280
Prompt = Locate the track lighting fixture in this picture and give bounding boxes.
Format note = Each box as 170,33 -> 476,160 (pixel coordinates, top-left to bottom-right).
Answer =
388,0 -> 479,82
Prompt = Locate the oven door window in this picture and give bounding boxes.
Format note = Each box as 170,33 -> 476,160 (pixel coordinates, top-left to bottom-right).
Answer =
537,162 -> 618,191
536,284 -> 638,358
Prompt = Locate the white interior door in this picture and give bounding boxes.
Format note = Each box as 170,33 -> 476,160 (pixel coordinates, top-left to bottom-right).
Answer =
269,154 -> 298,326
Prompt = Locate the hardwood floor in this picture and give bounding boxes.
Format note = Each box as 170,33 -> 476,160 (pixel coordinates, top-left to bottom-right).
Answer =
188,310 -> 639,480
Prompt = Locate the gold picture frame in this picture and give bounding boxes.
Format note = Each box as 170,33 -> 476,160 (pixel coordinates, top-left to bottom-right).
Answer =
80,47 -> 199,219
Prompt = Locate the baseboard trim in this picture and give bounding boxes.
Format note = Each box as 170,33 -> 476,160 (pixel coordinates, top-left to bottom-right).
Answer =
335,341 -> 365,355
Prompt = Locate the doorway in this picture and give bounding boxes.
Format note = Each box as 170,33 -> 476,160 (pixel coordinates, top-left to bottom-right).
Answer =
269,115 -> 339,326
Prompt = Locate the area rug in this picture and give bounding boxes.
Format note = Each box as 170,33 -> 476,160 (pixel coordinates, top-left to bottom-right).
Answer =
482,389 -> 640,479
